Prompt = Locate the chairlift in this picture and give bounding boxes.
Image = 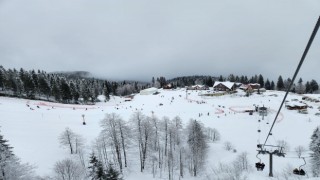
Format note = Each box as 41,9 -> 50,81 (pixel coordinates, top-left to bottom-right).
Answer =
255,154 -> 265,171
293,157 -> 306,176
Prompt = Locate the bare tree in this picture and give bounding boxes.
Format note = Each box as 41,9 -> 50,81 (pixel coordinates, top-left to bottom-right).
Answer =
206,127 -> 221,142
54,158 -> 84,180
186,119 -> 208,176
93,135 -> 109,169
233,152 -> 251,172
118,119 -> 130,168
162,116 -> 170,157
59,128 -> 76,154
277,140 -> 290,153
100,113 -> 123,172
224,141 -> 234,151
59,127 -> 84,155
172,116 -> 184,179
74,134 -> 85,155
294,145 -> 306,158
150,113 -> 161,170
130,111 -> 152,172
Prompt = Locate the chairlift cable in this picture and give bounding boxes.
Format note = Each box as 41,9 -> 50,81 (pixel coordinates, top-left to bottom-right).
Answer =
284,156 -> 313,159
262,16 -> 320,148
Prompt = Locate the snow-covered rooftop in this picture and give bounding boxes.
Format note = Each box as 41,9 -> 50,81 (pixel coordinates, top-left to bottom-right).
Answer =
286,101 -> 307,107
213,81 -> 235,89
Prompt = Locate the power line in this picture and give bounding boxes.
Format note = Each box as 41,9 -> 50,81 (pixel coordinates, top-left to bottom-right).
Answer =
262,16 -> 320,149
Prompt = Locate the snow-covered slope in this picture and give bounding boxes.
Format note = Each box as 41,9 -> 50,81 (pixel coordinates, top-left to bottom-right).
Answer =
0,89 -> 319,179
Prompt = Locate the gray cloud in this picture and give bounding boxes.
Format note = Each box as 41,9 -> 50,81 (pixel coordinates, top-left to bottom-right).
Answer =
0,0 -> 319,82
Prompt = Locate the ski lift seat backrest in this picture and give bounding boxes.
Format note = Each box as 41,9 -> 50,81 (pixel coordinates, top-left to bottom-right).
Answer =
255,162 -> 265,171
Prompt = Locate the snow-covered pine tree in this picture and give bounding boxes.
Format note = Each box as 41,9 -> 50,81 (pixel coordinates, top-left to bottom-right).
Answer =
96,161 -> 107,180
105,164 -> 122,180
88,153 -> 107,180
296,78 -> 305,94
88,153 -> 98,178
0,131 -> 35,180
0,133 -> 13,179
310,126 -> 320,177
0,66 -> 6,91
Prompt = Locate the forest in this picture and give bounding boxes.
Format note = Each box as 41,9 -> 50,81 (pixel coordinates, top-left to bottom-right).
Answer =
0,66 -> 319,105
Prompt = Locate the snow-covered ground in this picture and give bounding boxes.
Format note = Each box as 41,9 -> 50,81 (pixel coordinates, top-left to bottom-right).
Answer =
1,89 -> 320,179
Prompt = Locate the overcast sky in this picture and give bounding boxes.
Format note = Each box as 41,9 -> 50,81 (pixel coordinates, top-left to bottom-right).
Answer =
0,0 -> 319,82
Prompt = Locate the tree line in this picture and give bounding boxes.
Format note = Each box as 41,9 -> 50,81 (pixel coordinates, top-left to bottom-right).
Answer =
164,74 -> 319,93
1,65 -> 319,105
0,66 -> 147,104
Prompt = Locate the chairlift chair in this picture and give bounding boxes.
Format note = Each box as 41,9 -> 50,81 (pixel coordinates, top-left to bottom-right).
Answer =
255,154 -> 265,171
293,157 -> 306,176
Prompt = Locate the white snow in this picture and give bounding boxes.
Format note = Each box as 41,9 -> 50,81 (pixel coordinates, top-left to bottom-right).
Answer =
139,87 -> 158,95
0,89 -> 320,179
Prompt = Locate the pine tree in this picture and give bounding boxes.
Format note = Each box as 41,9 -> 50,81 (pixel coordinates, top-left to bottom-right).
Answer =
69,82 -> 80,103
38,74 -> 50,99
151,77 -> 155,87
60,79 -> 72,103
270,81 -> 275,90
305,81 -> 311,93
240,76 -> 245,84
96,161 -> 107,180
0,66 -> 6,90
88,153 -> 107,180
310,79 -> 319,93
228,74 -> 235,82
265,79 -> 271,90
0,131 -> 13,179
31,70 -> 39,95
258,74 -> 264,88
51,79 -> 61,102
310,126 -> 320,177
277,76 -> 284,91
105,164 -> 122,180
206,77 -> 213,87
296,78 -> 305,94
235,75 -> 240,82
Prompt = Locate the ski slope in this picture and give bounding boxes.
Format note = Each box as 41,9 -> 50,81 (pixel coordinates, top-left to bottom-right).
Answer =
0,89 -> 320,179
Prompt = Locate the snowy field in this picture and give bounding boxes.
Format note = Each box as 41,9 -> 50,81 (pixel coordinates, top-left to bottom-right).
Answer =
1,89 -> 320,179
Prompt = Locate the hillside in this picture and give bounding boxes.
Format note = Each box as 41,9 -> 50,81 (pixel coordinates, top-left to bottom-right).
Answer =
0,88 -> 320,179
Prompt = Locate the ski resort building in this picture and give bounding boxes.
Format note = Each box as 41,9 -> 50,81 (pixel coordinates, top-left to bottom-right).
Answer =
140,87 -> 158,95
186,85 -> 209,90
213,81 -> 236,91
285,102 -> 308,110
